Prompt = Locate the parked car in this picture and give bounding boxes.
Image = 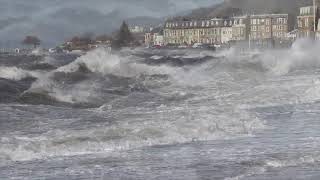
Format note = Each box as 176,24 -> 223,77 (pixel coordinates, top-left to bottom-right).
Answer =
152,45 -> 162,49
192,43 -> 203,48
178,45 -> 188,49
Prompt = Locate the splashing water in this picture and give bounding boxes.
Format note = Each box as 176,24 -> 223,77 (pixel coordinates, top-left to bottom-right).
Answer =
1,40 -> 320,179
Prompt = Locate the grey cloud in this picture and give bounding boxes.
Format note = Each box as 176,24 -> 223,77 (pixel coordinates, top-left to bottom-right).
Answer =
0,0 -> 221,47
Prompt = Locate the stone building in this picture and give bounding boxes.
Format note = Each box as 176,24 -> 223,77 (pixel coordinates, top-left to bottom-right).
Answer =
221,26 -> 233,44
231,16 -> 250,41
316,18 -> 320,39
144,28 -> 164,47
163,13 -> 290,48
297,5 -> 319,38
163,18 -> 225,45
250,14 -> 289,41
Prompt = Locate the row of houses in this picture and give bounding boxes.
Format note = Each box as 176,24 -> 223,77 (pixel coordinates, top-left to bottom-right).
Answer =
145,1 -> 320,48
297,4 -> 320,40
162,14 -> 289,48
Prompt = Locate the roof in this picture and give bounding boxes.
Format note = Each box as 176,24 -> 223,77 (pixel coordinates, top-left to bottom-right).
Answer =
164,17 -> 247,29
250,14 -> 289,18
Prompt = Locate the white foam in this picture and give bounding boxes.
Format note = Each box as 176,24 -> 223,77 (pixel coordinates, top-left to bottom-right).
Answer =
0,66 -> 35,80
150,55 -> 163,60
57,48 -> 176,77
6,40 -> 320,164
0,104 -> 264,162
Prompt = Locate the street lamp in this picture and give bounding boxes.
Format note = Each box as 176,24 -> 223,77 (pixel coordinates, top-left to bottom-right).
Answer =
314,0 -> 317,39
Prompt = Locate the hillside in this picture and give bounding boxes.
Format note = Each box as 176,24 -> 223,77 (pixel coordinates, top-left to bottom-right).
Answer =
187,0 -> 313,18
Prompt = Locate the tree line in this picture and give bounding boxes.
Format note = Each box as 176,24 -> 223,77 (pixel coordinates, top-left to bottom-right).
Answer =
21,21 -> 137,50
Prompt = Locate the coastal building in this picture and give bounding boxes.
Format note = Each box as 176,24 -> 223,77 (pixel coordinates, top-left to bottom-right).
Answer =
162,14 -> 289,48
287,29 -> 299,41
250,14 -> 289,41
249,14 -> 289,48
163,18 -> 226,45
153,34 -> 164,46
144,28 -> 164,47
297,6 -> 319,39
221,26 -> 232,44
231,16 -> 250,41
130,26 -> 145,33
221,19 -> 233,44
145,33 -> 153,47
316,18 -> 320,40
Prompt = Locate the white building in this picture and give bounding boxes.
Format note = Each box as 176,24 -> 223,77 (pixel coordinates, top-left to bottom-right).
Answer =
130,26 -> 145,33
317,18 -> 320,40
287,29 -> 298,40
154,34 -> 164,46
221,27 -> 233,44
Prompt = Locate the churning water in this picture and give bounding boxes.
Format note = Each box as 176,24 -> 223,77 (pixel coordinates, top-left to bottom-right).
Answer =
1,39 -> 320,179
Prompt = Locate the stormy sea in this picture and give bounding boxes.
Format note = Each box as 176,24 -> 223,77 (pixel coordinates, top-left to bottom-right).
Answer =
1,39 -> 320,180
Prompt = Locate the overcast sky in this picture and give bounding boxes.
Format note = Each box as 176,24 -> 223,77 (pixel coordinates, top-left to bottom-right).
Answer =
0,0 -> 222,47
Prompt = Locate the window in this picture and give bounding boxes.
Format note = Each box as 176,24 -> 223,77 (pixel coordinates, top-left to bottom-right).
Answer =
273,25 -> 276,30
298,19 -> 302,27
266,19 -> 270,25
252,19 -> 257,25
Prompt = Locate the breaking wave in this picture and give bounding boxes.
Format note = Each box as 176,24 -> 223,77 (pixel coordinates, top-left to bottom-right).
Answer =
0,104 -> 264,162
0,66 -> 35,81
2,39 -> 320,164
